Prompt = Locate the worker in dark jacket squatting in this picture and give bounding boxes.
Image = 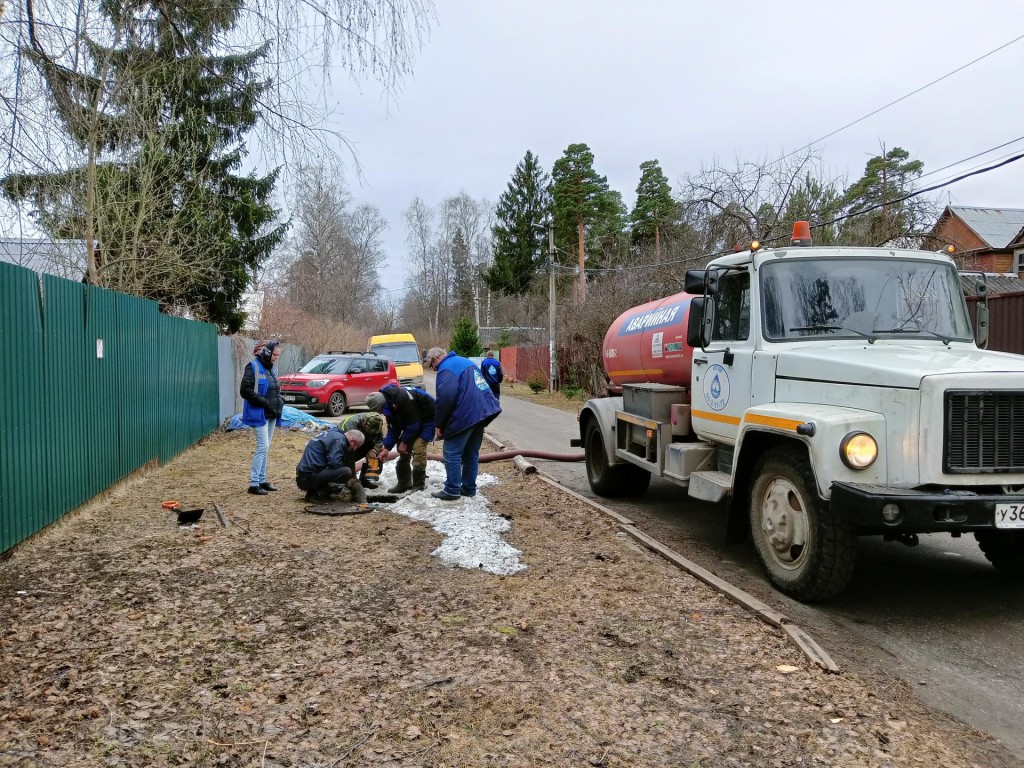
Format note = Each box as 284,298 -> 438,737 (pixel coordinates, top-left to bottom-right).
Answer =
367,384 -> 435,493
426,347 -> 501,501
295,429 -> 368,503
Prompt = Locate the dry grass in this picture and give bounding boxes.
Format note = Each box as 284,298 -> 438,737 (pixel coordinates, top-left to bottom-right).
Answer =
0,429 -> 1018,767
501,381 -> 587,414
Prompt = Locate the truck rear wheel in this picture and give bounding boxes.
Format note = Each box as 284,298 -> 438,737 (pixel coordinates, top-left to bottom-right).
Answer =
584,420 -> 651,498
975,531 -> 1024,577
749,447 -> 856,601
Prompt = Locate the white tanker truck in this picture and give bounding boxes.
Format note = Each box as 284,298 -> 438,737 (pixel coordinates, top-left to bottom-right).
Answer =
573,222 -> 1024,601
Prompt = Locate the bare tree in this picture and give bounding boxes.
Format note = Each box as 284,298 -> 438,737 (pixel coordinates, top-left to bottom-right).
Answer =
283,163 -> 386,322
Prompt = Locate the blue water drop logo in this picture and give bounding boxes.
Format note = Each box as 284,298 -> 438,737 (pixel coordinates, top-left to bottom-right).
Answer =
710,374 -> 721,399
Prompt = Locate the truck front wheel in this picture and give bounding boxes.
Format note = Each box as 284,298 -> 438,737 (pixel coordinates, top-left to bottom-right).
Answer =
975,531 -> 1024,577
749,447 -> 857,601
584,420 -> 651,498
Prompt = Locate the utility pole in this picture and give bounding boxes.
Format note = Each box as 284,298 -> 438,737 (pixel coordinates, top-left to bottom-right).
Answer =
548,222 -> 557,393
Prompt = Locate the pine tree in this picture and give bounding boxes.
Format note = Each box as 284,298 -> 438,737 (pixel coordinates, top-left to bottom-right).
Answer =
630,160 -> 676,255
550,142 -> 618,301
3,0 -> 285,331
485,150 -> 551,296
449,316 -> 483,357
840,147 -> 929,247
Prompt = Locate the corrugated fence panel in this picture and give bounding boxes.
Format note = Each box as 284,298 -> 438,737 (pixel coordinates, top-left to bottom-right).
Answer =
116,292 -> 162,477
85,284 -> 126,494
157,313 -> 219,463
966,293 -> 1024,356
2,268 -> 220,554
0,263 -> 47,553
42,275 -> 93,521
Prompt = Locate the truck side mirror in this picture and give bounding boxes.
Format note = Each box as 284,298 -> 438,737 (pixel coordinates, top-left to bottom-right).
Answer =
687,297 -> 715,349
685,269 -> 719,296
974,276 -> 990,349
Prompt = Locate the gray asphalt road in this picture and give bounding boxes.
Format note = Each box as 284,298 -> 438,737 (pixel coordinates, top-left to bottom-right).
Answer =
484,392 -> 1024,760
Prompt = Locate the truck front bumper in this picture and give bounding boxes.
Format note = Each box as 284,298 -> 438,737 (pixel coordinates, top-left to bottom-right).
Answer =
830,481 -> 1024,534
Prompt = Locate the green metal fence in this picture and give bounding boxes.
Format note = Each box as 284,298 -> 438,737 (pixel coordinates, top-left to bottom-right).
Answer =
0,262 -> 219,553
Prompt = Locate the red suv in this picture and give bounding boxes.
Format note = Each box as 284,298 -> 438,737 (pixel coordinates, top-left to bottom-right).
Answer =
279,351 -> 398,416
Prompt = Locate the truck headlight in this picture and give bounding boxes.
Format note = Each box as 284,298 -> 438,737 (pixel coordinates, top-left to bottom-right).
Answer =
840,431 -> 877,469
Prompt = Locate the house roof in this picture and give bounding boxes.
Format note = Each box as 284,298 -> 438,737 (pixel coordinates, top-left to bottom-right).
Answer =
945,206 -> 1024,250
0,238 -> 85,278
960,273 -> 1024,296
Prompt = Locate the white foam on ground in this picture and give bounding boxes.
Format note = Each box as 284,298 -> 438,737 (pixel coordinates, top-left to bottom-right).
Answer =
375,459 -> 526,576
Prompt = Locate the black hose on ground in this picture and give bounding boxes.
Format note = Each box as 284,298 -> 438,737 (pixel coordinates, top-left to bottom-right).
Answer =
426,449 -> 584,463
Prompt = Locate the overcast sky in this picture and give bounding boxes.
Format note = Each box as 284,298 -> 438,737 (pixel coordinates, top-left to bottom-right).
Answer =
322,0 -> 1024,295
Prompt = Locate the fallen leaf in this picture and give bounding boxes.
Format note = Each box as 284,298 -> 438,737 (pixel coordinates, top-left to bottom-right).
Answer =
404,725 -> 421,740
127,612 -> 145,621
776,665 -> 799,673
830,718 -> 844,724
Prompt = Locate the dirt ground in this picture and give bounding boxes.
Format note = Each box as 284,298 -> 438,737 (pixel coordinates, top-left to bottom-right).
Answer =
1,427 -> 1019,768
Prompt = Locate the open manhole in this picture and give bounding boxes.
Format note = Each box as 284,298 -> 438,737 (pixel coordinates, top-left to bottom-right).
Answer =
304,492 -> 402,516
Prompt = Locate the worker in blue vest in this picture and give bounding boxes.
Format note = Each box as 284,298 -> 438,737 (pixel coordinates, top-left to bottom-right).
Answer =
239,340 -> 284,495
427,347 -> 501,501
479,350 -> 504,399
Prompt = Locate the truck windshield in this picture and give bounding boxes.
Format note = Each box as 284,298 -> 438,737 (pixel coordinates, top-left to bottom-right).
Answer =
761,257 -> 974,343
370,342 -> 420,364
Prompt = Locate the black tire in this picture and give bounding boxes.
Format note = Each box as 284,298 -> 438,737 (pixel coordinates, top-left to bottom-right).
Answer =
325,391 -> 347,417
749,446 -> 857,601
975,531 -> 1024,577
584,420 -> 651,498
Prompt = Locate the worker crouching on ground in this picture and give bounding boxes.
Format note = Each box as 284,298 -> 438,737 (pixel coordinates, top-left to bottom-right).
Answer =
338,410 -> 387,489
369,384 -> 435,493
428,347 -> 501,501
295,429 -> 368,503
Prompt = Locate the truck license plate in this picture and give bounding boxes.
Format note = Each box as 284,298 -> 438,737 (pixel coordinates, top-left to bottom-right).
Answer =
995,503 -> 1024,529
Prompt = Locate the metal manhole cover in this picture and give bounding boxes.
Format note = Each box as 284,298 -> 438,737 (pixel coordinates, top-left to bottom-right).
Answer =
304,503 -> 376,516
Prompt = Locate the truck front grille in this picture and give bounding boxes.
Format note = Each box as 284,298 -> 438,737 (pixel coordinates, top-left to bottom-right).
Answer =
944,390 -> 1024,473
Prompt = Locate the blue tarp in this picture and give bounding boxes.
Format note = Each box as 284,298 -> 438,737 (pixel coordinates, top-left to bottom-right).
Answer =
226,405 -> 331,432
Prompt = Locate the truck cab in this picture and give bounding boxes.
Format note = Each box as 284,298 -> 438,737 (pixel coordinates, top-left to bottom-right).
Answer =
577,222 -> 1024,601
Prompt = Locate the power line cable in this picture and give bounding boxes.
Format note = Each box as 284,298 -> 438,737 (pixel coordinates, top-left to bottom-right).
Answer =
769,32 -> 1024,168
917,135 -> 1024,180
587,151 -> 1024,274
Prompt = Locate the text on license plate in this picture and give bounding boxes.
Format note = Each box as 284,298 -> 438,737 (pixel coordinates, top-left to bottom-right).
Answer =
995,503 -> 1024,529
283,395 -> 296,402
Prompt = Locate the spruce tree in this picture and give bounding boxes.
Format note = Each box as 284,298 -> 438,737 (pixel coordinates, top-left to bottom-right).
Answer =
3,0 -> 285,331
449,316 -> 483,357
485,150 -> 551,296
451,227 -> 474,317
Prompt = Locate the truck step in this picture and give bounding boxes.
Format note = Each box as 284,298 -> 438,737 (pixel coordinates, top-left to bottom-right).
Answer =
688,470 -> 732,503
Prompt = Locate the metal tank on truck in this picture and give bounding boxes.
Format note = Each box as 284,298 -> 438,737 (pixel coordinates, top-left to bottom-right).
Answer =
573,221 -> 1024,601
603,292 -> 698,388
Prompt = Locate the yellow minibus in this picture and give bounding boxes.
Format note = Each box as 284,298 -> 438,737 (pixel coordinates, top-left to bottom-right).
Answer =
367,333 -> 424,386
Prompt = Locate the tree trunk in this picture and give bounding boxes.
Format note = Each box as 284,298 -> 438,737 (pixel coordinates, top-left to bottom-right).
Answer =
576,218 -> 586,303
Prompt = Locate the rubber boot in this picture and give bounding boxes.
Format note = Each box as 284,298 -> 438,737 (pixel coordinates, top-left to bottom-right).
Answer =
347,479 -> 368,504
411,469 -> 426,491
388,458 -> 413,493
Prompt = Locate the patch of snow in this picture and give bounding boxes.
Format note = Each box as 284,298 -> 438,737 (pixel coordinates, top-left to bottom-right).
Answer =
375,459 -> 525,576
